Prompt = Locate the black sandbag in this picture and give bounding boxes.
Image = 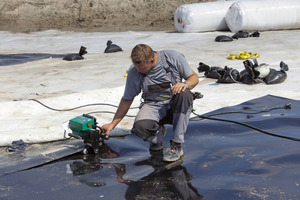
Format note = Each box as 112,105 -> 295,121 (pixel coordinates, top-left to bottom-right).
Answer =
215,35 -> 233,42
263,69 -> 287,84
104,40 -> 123,53
217,66 -> 240,83
197,62 -> 210,72
263,61 -> 288,84
239,69 -> 263,85
240,59 -> 263,84
63,46 -> 87,61
232,31 -> 250,39
197,62 -> 223,79
250,31 -> 260,37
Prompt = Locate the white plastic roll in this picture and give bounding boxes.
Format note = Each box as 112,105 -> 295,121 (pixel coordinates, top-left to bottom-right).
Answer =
225,0 -> 300,33
174,1 -> 234,33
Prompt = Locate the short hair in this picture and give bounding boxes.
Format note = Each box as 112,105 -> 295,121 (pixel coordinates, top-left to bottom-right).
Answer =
130,44 -> 154,65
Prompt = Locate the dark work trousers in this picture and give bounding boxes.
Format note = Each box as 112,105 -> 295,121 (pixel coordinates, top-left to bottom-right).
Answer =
131,89 -> 193,144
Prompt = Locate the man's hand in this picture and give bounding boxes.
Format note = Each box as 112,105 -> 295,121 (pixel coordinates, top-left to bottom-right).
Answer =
171,71 -> 199,94
101,123 -> 115,139
171,82 -> 188,94
101,98 -> 134,139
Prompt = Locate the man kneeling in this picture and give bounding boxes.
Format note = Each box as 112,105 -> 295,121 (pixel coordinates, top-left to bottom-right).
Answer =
101,44 -> 199,162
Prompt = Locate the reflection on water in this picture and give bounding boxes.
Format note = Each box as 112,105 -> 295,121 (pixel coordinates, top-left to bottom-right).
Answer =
125,151 -> 203,200
68,144 -> 203,199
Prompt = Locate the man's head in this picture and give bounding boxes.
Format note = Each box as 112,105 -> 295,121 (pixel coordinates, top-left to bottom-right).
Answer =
131,44 -> 156,74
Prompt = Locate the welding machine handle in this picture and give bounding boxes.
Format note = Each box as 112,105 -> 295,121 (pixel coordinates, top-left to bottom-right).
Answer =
96,126 -> 108,139
83,114 -> 97,128
83,114 -> 96,121
96,125 -> 103,134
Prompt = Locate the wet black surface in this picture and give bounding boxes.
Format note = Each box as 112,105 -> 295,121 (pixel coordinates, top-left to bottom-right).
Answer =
1,95 -> 300,200
0,140 -> 85,177
0,53 -> 66,66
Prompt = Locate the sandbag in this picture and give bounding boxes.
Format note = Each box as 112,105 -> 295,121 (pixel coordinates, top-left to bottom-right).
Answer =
216,66 -> 240,83
263,61 -> 289,84
197,62 -> 223,79
225,0 -> 300,33
174,1 -> 233,33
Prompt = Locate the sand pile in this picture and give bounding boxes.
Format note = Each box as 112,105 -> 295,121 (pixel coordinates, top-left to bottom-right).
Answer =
0,0 -> 211,32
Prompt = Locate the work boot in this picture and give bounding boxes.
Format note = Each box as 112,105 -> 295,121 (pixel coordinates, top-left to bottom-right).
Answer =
149,143 -> 163,151
149,125 -> 166,151
163,156 -> 184,170
162,141 -> 183,162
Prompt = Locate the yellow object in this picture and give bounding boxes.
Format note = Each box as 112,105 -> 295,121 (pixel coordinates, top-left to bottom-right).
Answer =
226,51 -> 259,60
124,69 -> 128,77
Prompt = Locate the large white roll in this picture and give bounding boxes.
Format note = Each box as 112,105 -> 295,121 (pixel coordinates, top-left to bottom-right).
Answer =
225,0 -> 300,33
174,1 -> 234,33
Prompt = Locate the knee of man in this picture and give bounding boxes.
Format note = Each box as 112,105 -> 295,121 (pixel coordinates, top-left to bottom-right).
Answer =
172,89 -> 193,113
177,89 -> 193,101
131,119 -> 159,140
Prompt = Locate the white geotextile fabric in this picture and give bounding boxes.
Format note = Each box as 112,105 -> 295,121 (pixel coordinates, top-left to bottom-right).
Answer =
1,29 -> 300,146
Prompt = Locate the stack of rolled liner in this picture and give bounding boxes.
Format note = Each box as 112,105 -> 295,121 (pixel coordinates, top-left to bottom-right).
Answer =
174,0 -> 300,33
225,0 -> 300,33
174,1 -> 233,33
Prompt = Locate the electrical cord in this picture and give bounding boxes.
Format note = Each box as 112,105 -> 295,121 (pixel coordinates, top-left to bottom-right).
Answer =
29,99 -> 139,111
191,103 -> 291,119
30,98 -> 299,141
86,111 -> 136,118
191,103 -> 300,142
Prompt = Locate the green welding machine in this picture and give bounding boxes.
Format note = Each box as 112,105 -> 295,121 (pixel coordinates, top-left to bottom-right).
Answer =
68,114 -> 105,154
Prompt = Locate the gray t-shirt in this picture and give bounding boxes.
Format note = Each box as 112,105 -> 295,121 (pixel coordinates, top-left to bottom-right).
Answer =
123,50 -> 193,100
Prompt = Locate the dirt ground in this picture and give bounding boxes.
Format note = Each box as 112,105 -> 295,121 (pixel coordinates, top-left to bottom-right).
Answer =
0,0 -> 212,33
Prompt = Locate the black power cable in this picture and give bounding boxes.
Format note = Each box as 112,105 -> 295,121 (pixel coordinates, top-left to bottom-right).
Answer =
30,98 -> 299,141
29,99 -> 139,111
191,103 -> 291,119
192,103 -> 300,142
86,111 -> 136,118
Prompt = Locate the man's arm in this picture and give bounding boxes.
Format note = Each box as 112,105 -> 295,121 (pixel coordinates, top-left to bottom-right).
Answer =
102,97 -> 133,138
172,71 -> 199,94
